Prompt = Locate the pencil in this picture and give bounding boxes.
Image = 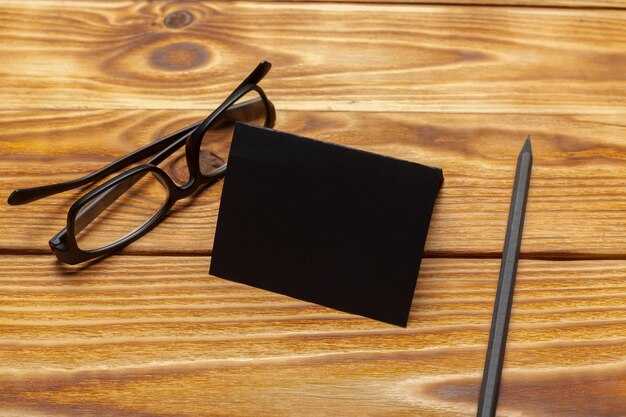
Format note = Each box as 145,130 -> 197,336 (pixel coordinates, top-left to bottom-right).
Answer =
476,137 -> 533,417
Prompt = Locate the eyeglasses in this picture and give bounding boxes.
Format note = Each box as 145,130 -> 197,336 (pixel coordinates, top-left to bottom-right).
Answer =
8,61 -> 276,264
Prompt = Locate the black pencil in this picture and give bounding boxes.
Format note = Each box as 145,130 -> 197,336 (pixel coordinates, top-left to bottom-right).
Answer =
476,137 -> 533,417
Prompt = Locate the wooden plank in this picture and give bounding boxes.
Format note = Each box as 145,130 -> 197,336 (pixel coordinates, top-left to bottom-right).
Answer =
1,255 -> 624,416
3,109 -> 626,258
31,0 -> 626,9
253,0 -> 626,7
1,2 -> 626,114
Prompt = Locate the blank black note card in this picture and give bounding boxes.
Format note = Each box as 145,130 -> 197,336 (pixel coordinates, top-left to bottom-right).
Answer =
209,123 -> 443,327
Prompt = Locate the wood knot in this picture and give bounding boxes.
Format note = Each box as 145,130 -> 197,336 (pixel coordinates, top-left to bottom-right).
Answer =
164,10 -> 195,29
149,42 -> 209,71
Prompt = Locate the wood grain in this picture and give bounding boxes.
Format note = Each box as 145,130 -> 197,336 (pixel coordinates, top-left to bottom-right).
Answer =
1,255 -> 624,416
2,1 -> 625,416
2,109 -> 626,258
1,1 -> 626,114
58,0 -> 626,8
254,0 -> 626,6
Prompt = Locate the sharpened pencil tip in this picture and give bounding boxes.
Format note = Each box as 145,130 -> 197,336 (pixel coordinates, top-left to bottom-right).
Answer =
522,136 -> 532,154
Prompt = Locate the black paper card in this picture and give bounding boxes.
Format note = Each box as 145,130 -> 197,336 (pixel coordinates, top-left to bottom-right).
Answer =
209,123 -> 443,326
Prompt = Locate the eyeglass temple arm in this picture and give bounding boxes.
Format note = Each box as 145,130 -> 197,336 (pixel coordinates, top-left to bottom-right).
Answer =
7,96 -> 268,208
7,121 -> 201,206
237,61 -> 272,91
9,62 -> 273,207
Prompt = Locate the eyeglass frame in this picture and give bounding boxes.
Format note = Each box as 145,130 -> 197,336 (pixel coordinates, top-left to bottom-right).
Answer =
8,61 -> 276,264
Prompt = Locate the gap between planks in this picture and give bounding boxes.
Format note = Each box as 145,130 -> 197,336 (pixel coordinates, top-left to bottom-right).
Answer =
5,251 -> 626,262
250,1 -> 626,11
15,0 -> 626,11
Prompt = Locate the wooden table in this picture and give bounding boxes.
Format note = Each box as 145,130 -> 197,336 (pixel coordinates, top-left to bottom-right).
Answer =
1,1 -> 625,416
